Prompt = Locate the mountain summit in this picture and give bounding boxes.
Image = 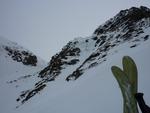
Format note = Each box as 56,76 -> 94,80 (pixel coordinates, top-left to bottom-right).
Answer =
94,6 -> 150,35
16,6 -> 150,104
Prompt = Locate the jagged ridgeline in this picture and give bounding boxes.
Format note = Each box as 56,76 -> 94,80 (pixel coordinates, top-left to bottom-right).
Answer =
17,6 -> 150,104
39,6 -> 150,81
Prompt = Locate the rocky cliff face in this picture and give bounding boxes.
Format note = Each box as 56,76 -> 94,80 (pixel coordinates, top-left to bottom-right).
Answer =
17,6 -> 150,104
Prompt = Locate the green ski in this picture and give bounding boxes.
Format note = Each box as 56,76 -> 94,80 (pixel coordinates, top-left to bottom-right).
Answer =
111,56 -> 139,113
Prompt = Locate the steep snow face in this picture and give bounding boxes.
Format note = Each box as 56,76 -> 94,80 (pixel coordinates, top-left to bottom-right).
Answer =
15,6 -> 150,105
6,29 -> 150,113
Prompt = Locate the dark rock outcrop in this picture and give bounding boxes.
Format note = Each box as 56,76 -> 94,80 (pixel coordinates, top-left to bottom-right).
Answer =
4,46 -> 37,66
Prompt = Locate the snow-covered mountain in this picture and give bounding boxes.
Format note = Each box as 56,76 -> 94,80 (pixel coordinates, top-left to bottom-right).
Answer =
0,6 -> 150,113
0,36 -> 46,77
39,6 -> 150,81
0,36 -> 46,112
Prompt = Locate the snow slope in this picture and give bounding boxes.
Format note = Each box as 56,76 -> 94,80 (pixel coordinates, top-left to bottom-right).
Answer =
0,37 -> 46,113
13,32 -> 150,113
0,6 -> 150,113
16,6 -> 150,105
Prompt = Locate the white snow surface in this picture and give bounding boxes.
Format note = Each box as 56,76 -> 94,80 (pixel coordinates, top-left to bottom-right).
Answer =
0,33 -> 150,113
0,37 -> 47,113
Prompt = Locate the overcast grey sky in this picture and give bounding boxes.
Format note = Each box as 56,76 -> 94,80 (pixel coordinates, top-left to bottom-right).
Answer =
0,0 -> 150,61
